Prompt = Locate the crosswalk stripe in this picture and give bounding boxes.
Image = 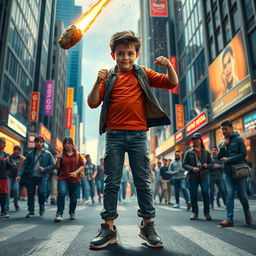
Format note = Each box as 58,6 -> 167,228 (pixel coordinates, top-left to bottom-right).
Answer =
229,227 -> 256,239
23,225 -> 83,256
117,225 -> 139,247
0,224 -> 37,242
171,226 -> 254,256
48,205 -> 87,212
94,205 -> 127,211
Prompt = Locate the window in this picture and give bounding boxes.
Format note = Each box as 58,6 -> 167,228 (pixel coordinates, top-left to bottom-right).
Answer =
209,38 -> 215,62
213,9 -> 220,29
207,19 -> 213,38
231,5 -> 241,34
216,29 -> 223,53
220,0 -> 228,19
223,17 -> 232,44
248,28 -> 256,67
243,0 -> 255,30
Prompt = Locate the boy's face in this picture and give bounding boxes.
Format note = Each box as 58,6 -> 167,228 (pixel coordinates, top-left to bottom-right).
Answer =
111,43 -> 140,72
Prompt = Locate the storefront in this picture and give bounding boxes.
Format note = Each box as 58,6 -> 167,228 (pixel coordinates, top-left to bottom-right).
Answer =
0,114 -> 27,154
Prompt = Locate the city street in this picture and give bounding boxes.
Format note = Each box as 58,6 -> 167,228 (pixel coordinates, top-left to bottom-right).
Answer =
0,198 -> 255,256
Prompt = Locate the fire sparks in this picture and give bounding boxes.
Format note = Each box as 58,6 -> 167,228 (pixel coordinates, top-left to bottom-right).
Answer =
75,0 -> 112,33
59,0 -> 111,49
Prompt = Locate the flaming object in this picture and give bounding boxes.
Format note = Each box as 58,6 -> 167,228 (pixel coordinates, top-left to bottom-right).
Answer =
59,0 -> 111,49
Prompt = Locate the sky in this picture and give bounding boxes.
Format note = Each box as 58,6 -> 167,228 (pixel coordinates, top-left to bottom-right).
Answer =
74,0 -> 140,162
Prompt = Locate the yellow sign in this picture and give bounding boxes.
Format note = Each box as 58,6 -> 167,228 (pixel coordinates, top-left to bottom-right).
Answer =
155,135 -> 175,157
70,125 -> 76,143
40,124 -> 51,143
66,88 -> 74,108
7,114 -> 27,137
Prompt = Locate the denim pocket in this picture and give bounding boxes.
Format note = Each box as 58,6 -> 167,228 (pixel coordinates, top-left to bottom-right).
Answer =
106,130 -> 116,139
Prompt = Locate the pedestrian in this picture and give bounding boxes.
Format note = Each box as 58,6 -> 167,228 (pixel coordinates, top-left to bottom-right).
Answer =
95,157 -> 105,203
54,137 -> 84,222
84,154 -> 97,204
169,151 -> 191,210
160,159 -> 173,205
87,31 -> 178,249
218,120 -> 253,227
183,133 -> 212,221
16,136 -> 54,218
118,166 -> 129,203
50,151 -> 58,205
6,145 -> 25,211
150,163 -> 156,198
0,137 -> 13,218
209,146 -> 227,209
154,161 -> 162,203
128,168 -> 136,198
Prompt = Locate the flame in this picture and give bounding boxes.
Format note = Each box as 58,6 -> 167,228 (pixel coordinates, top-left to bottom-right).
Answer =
74,0 -> 111,34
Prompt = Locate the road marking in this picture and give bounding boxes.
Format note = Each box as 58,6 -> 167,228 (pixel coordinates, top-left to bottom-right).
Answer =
0,224 -> 37,242
171,226 -> 254,256
118,225 -> 139,247
23,225 -> 83,256
47,205 -> 87,212
94,205 -> 127,211
229,227 -> 256,239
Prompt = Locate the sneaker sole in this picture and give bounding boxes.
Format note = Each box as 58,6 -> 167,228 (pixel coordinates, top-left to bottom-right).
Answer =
54,219 -> 63,222
138,232 -> 163,248
89,237 -> 118,249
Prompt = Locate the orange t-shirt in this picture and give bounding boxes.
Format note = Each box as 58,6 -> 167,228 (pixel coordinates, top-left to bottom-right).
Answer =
89,67 -> 177,131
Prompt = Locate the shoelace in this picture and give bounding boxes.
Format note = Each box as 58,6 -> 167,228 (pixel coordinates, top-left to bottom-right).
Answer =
145,226 -> 158,237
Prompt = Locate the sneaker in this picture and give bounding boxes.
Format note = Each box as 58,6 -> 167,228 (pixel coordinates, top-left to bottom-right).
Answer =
1,212 -> 10,218
54,214 -> 63,222
245,210 -> 253,225
70,213 -> 77,220
138,221 -> 163,248
89,223 -> 118,249
14,203 -> 20,211
173,204 -> 180,208
219,220 -> 234,227
26,212 -> 35,218
190,213 -> 199,220
83,199 -> 90,205
39,205 -> 45,216
205,213 -> 212,221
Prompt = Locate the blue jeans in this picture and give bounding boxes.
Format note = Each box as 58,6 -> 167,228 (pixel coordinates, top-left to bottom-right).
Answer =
57,180 -> 79,215
77,178 -> 89,200
173,178 -> 190,205
118,182 -> 127,201
101,130 -> 155,220
96,178 -> 104,194
189,178 -> 210,215
209,176 -> 227,205
27,177 -> 47,213
224,173 -> 250,222
6,176 -> 19,208
87,179 -> 95,200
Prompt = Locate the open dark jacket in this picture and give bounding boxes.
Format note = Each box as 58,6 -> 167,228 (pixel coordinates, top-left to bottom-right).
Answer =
217,131 -> 246,174
99,64 -> 172,135
183,148 -> 212,180
19,149 -> 54,179
0,151 -> 12,178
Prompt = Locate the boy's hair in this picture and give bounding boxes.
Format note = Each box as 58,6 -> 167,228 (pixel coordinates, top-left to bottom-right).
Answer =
110,31 -> 141,53
35,136 -> 45,143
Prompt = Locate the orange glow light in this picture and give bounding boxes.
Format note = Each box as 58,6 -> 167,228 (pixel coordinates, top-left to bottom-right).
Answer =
75,0 -> 112,34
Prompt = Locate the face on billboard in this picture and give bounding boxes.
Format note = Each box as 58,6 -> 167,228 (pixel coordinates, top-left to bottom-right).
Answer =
208,30 -> 251,117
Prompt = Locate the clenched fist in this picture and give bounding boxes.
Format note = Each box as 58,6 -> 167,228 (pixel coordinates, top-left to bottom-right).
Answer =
154,56 -> 171,68
96,69 -> 109,84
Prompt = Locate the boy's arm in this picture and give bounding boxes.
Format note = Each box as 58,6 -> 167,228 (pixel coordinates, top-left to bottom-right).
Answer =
155,56 -> 178,85
87,69 -> 108,108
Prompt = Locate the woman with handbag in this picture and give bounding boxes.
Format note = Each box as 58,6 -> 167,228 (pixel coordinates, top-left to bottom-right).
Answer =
183,133 -> 212,221
54,137 -> 84,222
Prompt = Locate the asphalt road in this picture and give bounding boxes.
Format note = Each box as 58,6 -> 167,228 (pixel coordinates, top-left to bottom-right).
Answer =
0,197 -> 255,256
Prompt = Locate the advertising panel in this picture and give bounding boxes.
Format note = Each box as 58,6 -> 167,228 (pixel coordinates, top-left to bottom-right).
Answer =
44,80 -> 55,116
243,112 -> 256,131
7,114 -> 27,138
175,131 -> 183,143
29,92 -> 40,122
55,138 -> 63,152
170,56 -> 179,94
28,133 -> 37,148
185,111 -> 207,136
39,124 -> 51,143
208,30 -> 252,117
66,88 -> 74,108
70,125 -> 76,142
175,104 -> 184,130
150,0 -> 168,17
65,108 -> 73,129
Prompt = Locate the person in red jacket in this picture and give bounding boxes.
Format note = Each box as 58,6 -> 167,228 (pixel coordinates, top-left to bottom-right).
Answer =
54,137 -> 84,222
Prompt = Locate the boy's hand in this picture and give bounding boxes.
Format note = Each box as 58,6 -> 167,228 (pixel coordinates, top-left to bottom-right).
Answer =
96,69 -> 109,84
154,56 -> 171,68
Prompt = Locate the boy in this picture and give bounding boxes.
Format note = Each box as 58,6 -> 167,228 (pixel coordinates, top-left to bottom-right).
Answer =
87,31 -> 178,249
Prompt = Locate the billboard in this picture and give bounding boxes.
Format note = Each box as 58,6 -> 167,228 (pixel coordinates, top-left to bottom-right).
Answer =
208,30 -> 252,117
149,0 -> 168,17
185,111 -> 207,136
39,124 -> 51,143
175,104 -> 184,130
29,92 -> 40,122
44,80 -> 55,116
170,56 -> 179,94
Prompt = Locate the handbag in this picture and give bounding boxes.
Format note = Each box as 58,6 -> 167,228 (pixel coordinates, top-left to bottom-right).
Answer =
232,163 -> 251,179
